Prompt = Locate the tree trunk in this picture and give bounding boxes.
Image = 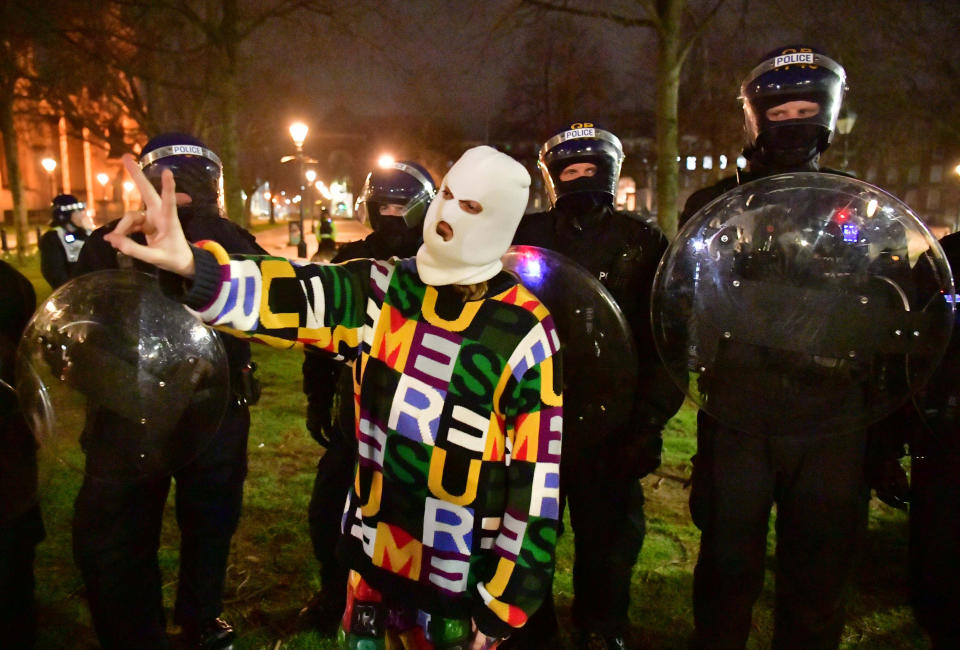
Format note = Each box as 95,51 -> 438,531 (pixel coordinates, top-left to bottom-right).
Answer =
655,0 -> 684,239
0,90 -> 28,264
220,69 -> 244,227
219,0 -> 245,227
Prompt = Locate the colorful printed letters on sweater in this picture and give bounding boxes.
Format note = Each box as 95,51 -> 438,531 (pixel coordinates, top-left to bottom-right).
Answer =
191,241 -> 562,638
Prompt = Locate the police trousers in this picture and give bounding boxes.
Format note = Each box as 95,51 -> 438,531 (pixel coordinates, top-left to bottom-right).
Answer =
72,403 -> 249,650
689,413 -> 869,649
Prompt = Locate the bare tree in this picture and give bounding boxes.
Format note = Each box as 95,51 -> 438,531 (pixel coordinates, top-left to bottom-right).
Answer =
515,0 -> 729,237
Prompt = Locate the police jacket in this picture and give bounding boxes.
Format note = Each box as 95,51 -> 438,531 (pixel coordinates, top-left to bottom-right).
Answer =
76,206 -> 266,396
512,204 -> 684,467
40,225 -> 90,289
680,163 -> 851,228
303,229 -> 422,446
0,260 -> 43,537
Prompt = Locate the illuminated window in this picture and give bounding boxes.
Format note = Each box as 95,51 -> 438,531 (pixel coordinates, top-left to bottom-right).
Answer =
736,155 -> 747,169
719,155 -> 728,170
686,156 -> 697,171
703,156 -> 713,170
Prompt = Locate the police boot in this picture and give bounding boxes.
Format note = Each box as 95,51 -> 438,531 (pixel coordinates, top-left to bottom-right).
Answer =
185,617 -> 236,650
297,587 -> 346,634
581,631 -> 627,650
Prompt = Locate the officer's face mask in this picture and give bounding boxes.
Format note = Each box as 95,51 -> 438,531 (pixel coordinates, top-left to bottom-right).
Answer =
416,146 -> 530,286
755,122 -> 824,169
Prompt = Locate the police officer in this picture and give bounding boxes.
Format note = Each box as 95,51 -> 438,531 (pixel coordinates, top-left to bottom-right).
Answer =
0,260 -> 43,649
39,194 -> 92,289
680,46 -> 889,648
508,123 -> 684,650
906,231 -> 960,649
72,133 -> 265,650
297,160 -> 435,632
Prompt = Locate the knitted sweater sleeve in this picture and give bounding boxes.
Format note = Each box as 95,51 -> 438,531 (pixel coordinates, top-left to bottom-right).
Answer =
183,240 -> 378,358
472,308 -> 564,638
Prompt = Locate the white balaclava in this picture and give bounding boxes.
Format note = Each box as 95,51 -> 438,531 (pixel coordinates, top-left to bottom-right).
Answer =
416,146 -> 530,286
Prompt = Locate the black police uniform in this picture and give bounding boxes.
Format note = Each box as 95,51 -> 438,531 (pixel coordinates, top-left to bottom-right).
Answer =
302,229 -> 422,622
39,225 -> 90,289
907,231 -> 960,649
681,166 -> 874,649
0,260 -> 44,649
510,204 -> 684,641
70,208 -> 265,650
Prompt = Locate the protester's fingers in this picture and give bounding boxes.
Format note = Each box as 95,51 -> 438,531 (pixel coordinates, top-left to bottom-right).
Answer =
157,168 -> 177,239
121,154 -> 159,210
106,210 -> 146,240
104,231 -> 166,267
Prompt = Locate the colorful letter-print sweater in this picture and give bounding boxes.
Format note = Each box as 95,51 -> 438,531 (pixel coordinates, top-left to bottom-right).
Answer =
186,241 -> 563,638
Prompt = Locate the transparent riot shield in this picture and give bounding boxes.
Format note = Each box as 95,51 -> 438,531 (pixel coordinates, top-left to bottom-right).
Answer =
653,172 -> 954,435
15,270 -> 229,485
503,245 -> 638,453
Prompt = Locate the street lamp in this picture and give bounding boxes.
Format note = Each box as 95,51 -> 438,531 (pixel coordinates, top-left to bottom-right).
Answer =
41,157 -> 57,198
836,108 -> 857,170
289,121 -> 309,257
97,172 -> 110,199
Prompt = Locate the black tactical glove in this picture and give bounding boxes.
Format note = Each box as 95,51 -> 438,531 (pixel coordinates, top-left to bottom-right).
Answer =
867,456 -> 910,511
865,414 -> 910,511
605,424 -> 663,480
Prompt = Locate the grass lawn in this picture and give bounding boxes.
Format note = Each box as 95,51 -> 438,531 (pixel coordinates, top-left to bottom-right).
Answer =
5,253 -> 930,649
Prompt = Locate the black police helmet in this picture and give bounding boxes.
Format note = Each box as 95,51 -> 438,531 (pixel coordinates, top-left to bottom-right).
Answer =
539,122 -> 624,210
139,133 -> 222,212
51,194 -> 86,226
740,46 -> 847,167
355,161 -> 436,232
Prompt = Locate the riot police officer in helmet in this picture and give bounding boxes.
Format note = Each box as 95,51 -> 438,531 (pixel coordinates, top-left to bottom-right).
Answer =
298,160 -> 435,633
40,194 -> 92,289
681,46 -> 899,648
509,124 -> 684,649
73,133 -> 266,650
682,46 -> 849,226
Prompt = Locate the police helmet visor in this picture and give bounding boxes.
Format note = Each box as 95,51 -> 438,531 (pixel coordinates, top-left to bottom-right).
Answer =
139,144 -> 223,206
740,51 -> 847,149
355,162 -> 435,229
539,126 -> 624,206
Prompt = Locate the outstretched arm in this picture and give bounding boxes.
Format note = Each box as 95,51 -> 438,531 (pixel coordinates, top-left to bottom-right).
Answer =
103,154 -> 194,277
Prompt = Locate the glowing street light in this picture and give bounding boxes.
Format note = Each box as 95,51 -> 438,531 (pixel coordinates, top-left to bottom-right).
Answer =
97,172 -> 110,200
378,153 -> 396,168
305,169 -> 317,183
289,122 -> 309,151
288,121 -> 310,257
41,157 -> 57,197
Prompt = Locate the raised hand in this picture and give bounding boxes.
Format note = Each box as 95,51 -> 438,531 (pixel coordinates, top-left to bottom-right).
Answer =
103,154 -> 195,277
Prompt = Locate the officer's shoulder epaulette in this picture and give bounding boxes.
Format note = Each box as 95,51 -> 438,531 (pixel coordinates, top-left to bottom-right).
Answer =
818,167 -> 857,180
616,208 -> 659,229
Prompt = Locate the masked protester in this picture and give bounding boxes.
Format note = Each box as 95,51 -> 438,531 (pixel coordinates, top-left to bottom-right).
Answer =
72,133 -> 266,650
507,123 -> 684,650
0,260 -> 43,649
39,194 -> 92,289
298,160 -> 436,633
105,145 -> 562,650
678,46 -> 905,649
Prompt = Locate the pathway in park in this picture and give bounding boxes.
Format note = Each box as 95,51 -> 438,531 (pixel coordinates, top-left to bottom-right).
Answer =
0,216 -> 372,259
